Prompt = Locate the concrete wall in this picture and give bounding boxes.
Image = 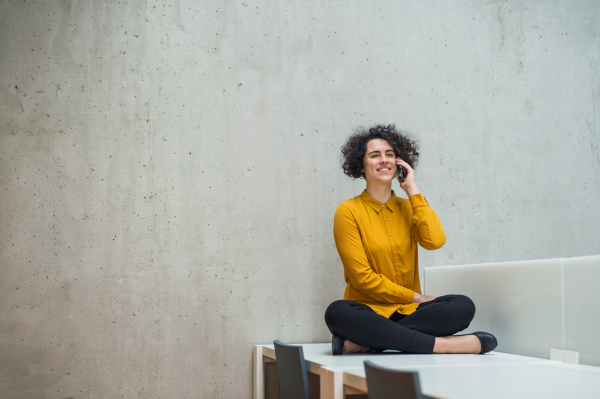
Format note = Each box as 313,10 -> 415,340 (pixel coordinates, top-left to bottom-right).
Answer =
0,0 -> 598,397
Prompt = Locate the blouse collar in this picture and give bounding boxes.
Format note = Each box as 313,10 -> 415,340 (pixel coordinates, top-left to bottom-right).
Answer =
360,190 -> 398,213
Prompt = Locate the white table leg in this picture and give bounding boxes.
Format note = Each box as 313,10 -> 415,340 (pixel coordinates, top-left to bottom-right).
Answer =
253,345 -> 264,399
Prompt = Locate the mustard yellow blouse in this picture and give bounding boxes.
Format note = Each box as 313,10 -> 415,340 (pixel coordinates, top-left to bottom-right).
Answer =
333,190 -> 446,318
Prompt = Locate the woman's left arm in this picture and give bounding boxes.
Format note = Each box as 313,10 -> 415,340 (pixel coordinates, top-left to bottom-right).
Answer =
409,194 -> 446,250
397,158 -> 447,250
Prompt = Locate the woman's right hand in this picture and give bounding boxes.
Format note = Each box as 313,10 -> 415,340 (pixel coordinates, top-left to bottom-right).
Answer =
413,292 -> 437,303
397,158 -> 420,197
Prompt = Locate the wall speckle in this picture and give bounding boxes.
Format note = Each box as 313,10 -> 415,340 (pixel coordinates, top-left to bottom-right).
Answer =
0,0 -> 599,398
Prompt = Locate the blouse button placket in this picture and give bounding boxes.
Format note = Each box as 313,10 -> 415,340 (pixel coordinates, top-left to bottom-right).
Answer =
383,207 -> 401,280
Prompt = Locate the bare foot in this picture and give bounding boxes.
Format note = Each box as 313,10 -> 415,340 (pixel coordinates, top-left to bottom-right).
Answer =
343,340 -> 371,354
433,335 -> 481,354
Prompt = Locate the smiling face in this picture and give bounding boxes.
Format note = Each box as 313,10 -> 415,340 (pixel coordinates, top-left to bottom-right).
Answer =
362,138 -> 398,184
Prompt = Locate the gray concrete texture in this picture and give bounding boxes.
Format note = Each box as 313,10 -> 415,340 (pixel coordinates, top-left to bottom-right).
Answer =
0,0 -> 598,397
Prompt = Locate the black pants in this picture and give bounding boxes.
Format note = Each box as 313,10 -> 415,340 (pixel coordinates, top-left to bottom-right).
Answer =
324,295 -> 475,354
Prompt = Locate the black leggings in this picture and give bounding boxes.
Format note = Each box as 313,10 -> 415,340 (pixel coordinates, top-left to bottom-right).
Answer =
324,295 -> 475,354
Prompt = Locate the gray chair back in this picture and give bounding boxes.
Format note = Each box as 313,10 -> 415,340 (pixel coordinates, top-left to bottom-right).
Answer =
364,360 -> 429,399
273,340 -> 311,399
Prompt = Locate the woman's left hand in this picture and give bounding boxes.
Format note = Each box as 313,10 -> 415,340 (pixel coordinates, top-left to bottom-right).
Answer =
397,158 -> 420,197
413,292 -> 437,304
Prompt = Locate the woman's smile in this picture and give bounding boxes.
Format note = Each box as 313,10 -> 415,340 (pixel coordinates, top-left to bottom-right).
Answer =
363,138 -> 397,183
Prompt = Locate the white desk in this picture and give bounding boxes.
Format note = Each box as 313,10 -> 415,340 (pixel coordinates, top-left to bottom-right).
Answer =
253,343 -> 600,399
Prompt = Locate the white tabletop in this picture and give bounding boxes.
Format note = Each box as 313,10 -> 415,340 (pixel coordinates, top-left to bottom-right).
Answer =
343,361 -> 600,399
263,343 -> 551,369
260,343 -> 600,399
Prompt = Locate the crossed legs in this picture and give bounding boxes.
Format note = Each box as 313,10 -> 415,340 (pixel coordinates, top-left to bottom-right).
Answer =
324,295 -> 478,354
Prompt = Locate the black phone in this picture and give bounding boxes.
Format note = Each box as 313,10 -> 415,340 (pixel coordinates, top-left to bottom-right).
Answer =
396,164 -> 405,182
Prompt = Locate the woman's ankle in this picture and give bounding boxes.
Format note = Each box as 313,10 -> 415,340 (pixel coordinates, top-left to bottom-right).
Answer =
343,340 -> 370,354
433,335 -> 481,354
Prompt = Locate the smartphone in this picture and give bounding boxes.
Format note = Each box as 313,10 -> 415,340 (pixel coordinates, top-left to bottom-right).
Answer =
396,164 -> 405,182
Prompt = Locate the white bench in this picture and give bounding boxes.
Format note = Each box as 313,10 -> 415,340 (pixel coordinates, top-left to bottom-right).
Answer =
424,255 -> 600,365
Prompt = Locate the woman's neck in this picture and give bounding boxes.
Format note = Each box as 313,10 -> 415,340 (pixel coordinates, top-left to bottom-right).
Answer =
365,181 -> 393,204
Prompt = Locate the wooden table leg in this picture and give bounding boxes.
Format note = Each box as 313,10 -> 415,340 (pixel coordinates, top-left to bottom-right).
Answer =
319,366 -> 343,399
254,346 -> 278,399
344,385 -> 368,398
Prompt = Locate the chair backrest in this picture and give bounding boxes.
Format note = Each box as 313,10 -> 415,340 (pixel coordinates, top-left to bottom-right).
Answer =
364,360 -> 425,399
273,340 -> 311,399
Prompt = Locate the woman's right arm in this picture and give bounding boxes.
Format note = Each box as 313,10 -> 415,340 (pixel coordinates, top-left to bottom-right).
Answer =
333,204 -> 416,304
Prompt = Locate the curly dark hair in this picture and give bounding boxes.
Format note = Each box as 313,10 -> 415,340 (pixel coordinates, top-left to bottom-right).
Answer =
341,124 -> 420,179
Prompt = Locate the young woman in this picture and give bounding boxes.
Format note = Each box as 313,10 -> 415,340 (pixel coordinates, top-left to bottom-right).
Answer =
324,125 -> 497,355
